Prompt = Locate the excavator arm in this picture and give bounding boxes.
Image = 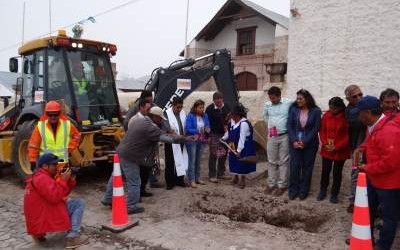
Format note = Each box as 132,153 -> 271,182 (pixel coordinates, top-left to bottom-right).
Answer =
145,49 -> 240,110
145,49 -> 268,159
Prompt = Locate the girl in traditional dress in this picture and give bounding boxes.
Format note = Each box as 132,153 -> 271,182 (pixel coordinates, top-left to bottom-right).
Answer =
222,104 -> 256,189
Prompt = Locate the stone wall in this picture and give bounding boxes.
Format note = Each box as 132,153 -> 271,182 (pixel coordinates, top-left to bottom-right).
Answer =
287,0 -> 400,110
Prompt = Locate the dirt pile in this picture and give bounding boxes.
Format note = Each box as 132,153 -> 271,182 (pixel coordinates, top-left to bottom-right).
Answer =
188,188 -> 330,233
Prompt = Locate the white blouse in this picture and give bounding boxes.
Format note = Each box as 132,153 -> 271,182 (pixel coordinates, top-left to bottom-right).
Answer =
196,115 -> 205,131
222,118 -> 251,153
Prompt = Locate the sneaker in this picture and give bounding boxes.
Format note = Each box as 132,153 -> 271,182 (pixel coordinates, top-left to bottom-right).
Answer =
166,185 -> 174,190
209,178 -> 218,183
128,206 -> 145,214
316,191 -> 327,201
140,191 -> 153,197
347,204 -> 354,213
64,235 -> 89,249
264,186 -> 276,195
196,180 -> 206,185
190,182 -> 198,188
273,188 -> 287,196
150,182 -> 164,188
330,196 -> 338,204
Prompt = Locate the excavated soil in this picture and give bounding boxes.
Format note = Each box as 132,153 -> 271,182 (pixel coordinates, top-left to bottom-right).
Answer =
187,189 -> 329,233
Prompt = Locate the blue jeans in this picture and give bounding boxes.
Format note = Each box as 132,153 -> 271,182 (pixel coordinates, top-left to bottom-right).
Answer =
187,143 -> 204,182
288,146 -> 318,197
375,188 -> 400,250
66,199 -> 85,238
102,157 -> 141,210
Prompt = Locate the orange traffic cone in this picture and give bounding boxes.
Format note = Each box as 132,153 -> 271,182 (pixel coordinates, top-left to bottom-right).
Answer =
102,154 -> 139,233
349,172 -> 373,250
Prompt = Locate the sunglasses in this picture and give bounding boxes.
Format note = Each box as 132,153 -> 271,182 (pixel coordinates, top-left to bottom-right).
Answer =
351,93 -> 363,99
47,113 -> 60,117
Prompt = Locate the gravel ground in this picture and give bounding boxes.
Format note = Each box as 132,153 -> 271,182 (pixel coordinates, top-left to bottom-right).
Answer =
3,146 -> 399,250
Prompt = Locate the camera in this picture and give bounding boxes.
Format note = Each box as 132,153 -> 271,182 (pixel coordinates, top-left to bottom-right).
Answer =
61,166 -> 80,175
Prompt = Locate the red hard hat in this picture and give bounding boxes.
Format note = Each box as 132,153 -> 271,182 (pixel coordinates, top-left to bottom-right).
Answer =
45,101 -> 61,113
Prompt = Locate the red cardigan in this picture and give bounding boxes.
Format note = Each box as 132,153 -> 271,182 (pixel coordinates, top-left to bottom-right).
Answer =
362,115 -> 400,189
319,111 -> 351,161
24,168 -> 75,235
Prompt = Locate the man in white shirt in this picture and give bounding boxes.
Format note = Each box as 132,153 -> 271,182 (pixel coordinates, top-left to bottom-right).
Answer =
263,86 -> 292,196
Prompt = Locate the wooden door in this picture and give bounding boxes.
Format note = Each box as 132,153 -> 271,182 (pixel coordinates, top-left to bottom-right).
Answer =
235,72 -> 257,91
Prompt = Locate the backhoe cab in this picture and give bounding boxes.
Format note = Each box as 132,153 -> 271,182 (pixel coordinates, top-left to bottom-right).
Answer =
0,30 -> 124,180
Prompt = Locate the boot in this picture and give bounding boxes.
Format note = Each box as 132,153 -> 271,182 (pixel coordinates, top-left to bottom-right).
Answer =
239,176 -> 246,189
231,175 -> 239,185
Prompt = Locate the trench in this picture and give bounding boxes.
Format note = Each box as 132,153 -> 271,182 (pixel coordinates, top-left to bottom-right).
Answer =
189,190 -> 329,233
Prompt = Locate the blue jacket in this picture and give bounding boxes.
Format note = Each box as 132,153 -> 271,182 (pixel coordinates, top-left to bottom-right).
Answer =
185,112 -> 210,136
287,105 -> 321,149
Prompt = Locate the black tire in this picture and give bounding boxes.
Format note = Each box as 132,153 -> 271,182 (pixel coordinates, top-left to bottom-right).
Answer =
12,120 -> 37,181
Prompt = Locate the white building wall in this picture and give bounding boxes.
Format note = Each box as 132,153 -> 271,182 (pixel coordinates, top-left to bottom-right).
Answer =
287,0 -> 400,109
189,16 -> 276,56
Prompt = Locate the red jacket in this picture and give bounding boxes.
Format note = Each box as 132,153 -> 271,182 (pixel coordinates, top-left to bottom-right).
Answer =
24,168 -> 76,235
319,111 -> 351,160
361,115 -> 400,189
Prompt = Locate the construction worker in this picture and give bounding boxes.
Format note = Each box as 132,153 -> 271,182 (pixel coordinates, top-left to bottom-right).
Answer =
28,101 -> 80,169
71,61 -> 89,96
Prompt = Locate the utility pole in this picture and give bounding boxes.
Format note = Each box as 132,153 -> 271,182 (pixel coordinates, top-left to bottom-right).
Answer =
184,0 -> 190,58
49,0 -> 52,34
21,2 -> 25,45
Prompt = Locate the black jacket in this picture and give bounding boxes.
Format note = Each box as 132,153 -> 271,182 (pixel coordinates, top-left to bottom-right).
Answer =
205,104 -> 230,135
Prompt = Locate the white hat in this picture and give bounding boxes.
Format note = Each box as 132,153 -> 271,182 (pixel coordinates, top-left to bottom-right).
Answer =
149,106 -> 167,120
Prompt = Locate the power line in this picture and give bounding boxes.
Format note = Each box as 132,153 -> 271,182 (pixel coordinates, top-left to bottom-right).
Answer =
0,0 -> 143,54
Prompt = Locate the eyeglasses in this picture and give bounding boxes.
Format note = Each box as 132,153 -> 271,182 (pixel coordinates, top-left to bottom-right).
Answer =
47,113 -> 60,117
351,93 -> 363,99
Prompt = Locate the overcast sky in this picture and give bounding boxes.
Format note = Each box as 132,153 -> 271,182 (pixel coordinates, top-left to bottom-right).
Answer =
0,0 -> 289,79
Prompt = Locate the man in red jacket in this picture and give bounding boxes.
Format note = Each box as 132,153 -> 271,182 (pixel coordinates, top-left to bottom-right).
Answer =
353,96 -> 400,250
24,153 -> 88,249
379,88 -> 399,116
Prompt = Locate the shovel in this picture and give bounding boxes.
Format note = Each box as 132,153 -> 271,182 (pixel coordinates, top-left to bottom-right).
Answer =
219,139 -> 258,164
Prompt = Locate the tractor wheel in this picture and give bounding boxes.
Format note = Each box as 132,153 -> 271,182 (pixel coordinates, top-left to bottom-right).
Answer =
12,120 -> 37,181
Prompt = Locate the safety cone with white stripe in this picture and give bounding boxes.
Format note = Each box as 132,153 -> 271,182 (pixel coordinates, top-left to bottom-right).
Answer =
102,154 -> 139,233
349,172 -> 373,250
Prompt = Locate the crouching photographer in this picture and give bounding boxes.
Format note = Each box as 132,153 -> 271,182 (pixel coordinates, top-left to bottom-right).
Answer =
24,153 -> 89,249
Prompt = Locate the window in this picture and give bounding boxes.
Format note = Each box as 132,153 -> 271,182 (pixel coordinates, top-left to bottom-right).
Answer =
236,27 -> 256,56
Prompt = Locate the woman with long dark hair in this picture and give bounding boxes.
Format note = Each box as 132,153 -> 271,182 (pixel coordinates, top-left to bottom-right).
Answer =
185,99 -> 210,188
287,89 -> 321,200
317,97 -> 350,203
